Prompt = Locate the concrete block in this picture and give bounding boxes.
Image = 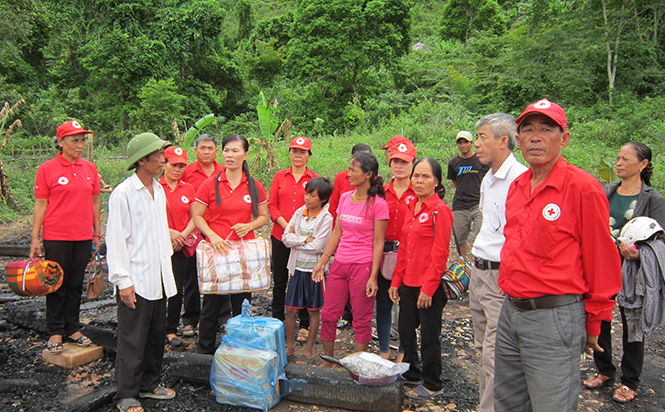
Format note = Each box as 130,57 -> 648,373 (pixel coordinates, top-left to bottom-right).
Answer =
42,343 -> 104,368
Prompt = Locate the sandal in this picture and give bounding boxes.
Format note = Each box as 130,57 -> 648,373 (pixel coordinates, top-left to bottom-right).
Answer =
181,325 -> 196,338
583,373 -> 614,389
397,374 -> 423,385
405,384 -> 444,399
47,341 -> 64,354
612,384 -> 636,403
69,334 -> 92,347
139,384 -> 176,400
167,336 -> 183,347
116,397 -> 143,412
296,328 -> 309,342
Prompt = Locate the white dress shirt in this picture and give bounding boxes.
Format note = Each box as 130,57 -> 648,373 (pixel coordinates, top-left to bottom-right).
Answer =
106,173 -> 177,300
472,153 -> 528,262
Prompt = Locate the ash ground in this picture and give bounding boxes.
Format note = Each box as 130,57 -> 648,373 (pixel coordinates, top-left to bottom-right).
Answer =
0,221 -> 664,411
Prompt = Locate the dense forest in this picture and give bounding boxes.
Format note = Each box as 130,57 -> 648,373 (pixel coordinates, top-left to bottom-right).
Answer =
1,0 -> 664,152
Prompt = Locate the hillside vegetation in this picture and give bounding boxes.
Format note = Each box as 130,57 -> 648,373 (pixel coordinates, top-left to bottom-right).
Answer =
1,0 -> 664,221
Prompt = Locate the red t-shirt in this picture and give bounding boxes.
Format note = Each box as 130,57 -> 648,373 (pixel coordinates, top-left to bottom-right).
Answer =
34,153 -> 100,240
499,157 -> 622,336
158,176 -> 196,232
195,168 -> 267,241
329,170 -> 353,222
383,179 -> 417,242
182,160 -> 223,190
391,195 -> 452,297
268,167 -> 319,241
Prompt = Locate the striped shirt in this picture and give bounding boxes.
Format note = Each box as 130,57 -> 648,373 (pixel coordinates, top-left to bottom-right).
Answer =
106,173 -> 177,300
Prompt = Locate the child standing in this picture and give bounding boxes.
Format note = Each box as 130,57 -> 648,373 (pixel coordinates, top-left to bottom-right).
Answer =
282,177 -> 334,361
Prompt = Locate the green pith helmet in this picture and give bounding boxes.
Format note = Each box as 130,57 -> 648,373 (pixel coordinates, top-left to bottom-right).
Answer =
126,132 -> 167,170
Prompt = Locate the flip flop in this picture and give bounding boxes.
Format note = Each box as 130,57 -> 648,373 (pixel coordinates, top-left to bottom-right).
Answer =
397,374 -> 423,385
68,334 -> 92,347
116,398 -> 143,412
167,336 -> 183,347
181,325 -> 196,338
296,355 -> 313,365
297,328 -> 309,342
405,384 -> 444,399
47,341 -> 63,354
139,385 -> 175,400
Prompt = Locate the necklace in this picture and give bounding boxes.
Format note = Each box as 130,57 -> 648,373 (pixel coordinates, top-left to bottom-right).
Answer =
620,182 -> 642,196
353,191 -> 367,200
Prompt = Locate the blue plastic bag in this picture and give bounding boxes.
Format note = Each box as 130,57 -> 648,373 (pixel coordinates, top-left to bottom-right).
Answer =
211,337 -> 281,411
225,299 -> 287,370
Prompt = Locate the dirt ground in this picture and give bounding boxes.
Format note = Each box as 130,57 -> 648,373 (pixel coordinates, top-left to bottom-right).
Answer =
1,221 -> 665,411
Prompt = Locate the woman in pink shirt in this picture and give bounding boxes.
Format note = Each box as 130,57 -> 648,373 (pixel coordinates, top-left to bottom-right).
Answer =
313,152 -> 389,367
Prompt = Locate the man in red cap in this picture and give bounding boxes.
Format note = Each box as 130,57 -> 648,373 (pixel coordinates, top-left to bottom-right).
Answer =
494,99 -> 622,411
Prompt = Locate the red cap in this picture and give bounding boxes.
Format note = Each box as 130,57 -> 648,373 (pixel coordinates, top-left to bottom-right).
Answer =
164,146 -> 188,165
388,138 -> 416,162
289,136 -> 312,151
56,120 -> 92,139
381,135 -> 409,150
516,98 -> 567,133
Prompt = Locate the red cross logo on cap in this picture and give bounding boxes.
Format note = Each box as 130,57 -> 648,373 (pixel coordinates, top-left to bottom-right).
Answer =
398,143 -> 407,152
542,203 -> 561,221
297,137 -> 305,145
71,120 -> 82,129
174,147 -> 183,156
533,99 -> 551,109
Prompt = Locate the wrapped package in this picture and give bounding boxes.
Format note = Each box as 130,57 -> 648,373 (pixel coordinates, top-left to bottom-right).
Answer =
197,239 -> 271,294
211,341 -> 280,411
6,259 -> 63,297
226,300 -> 287,370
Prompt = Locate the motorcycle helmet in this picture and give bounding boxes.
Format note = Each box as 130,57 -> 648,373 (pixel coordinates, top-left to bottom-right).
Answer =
618,216 -> 664,245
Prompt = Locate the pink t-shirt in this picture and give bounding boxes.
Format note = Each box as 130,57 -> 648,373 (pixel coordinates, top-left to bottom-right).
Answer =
335,191 -> 389,264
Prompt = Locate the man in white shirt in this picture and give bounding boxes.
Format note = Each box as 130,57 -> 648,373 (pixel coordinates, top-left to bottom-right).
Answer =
470,114 -> 528,412
106,133 -> 178,412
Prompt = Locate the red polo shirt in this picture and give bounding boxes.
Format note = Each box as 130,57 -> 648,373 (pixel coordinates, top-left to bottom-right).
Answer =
158,176 -> 196,232
329,170 -> 353,222
34,153 -> 100,240
499,157 -> 622,336
195,168 -> 267,241
268,167 -> 319,241
384,179 -> 417,242
391,195 -> 453,297
182,160 -> 223,190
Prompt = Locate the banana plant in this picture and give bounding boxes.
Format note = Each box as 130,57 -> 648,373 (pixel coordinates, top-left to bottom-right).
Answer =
252,91 -> 281,172
181,113 -> 216,149
0,99 -> 24,208
598,156 -> 618,184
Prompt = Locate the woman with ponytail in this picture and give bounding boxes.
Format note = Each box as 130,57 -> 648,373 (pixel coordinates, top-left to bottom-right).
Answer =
192,134 -> 268,354
583,141 -> 665,403
313,151 -> 389,366
389,157 -> 452,399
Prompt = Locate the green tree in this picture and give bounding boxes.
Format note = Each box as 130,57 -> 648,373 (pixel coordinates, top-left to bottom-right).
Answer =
286,0 -> 412,102
133,78 -> 185,137
439,0 -> 507,44
235,0 -> 255,43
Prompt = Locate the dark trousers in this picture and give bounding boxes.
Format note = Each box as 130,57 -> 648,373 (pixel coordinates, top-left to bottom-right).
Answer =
399,283 -> 446,392
271,236 -> 309,329
114,293 -> 166,401
44,240 -> 92,337
197,292 -> 251,354
166,251 -> 199,334
594,307 -> 645,391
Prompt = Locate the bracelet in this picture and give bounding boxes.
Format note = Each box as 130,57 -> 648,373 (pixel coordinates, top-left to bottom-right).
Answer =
93,234 -> 102,238
322,253 -> 330,259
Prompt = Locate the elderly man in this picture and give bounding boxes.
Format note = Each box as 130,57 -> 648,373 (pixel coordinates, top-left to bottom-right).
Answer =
494,99 -> 622,412
447,130 -> 489,258
107,133 -> 178,412
470,113 -> 527,412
